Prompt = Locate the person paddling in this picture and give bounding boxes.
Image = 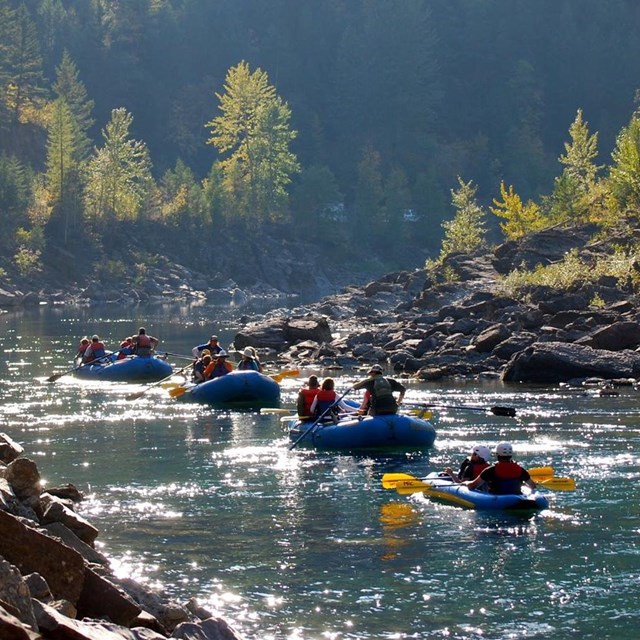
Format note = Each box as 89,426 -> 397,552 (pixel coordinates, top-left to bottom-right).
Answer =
83,335 -> 106,363
463,442 -> 536,495
444,445 -> 491,484
352,364 -> 405,416
131,327 -> 159,357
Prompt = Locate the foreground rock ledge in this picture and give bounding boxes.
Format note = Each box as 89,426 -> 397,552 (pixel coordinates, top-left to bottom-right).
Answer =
0,433 -> 245,640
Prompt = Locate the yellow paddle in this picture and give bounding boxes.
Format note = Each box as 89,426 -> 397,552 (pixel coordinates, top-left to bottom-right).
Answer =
381,470 -> 576,493
269,369 -> 300,383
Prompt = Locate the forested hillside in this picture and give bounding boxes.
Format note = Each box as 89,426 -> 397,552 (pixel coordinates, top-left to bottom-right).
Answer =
2,0 -> 640,295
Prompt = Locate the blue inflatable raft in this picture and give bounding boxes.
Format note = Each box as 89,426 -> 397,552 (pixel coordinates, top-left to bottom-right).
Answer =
289,412 -> 436,452
175,370 -> 281,409
416,472 -> 549,511
74,355 -> 173,382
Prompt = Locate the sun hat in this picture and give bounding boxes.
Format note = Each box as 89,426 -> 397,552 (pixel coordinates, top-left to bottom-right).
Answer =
243,347 -> 255,358
216,350 -> 228,357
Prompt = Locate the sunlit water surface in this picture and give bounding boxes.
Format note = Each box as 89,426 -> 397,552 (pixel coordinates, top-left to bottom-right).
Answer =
1,302 -> 639,640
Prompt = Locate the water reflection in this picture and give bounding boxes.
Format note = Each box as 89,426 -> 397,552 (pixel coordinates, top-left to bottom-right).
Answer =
3,303 -> 640,638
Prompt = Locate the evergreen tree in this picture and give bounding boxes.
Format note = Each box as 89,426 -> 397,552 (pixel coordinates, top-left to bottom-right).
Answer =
609,111 -> 640,213
439,177 -> 486,258
45,97 -> 84,243
4,3 -> 48,126
206,61 -> 300,224
84,107 -> 153,223
491,181 -> 544,240
0,152 -> 32,254
52,50 -> 94,160
559,109 -> 601,191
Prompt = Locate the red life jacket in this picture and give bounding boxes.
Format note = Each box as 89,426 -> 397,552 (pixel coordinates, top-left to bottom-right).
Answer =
85,342 -> 105,362
135,334 -> 152,355
491,461 -> 526,494
466,461 -> 490,480
299,388 -> 319,415
314,389 -> 337,415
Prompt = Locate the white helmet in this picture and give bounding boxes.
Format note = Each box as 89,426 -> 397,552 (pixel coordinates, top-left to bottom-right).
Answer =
495,441 -> 513,457
472,445 -> 491,461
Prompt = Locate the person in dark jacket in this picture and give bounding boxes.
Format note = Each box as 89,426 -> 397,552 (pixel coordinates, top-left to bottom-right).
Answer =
352,364 -> 405,416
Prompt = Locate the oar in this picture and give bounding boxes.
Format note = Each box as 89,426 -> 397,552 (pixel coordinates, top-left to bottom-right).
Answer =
163,352 -> 197,361
405,402 -> 516,417
289,387 -> 353,450
169,384 -> 192,399
381,471 -> 575,493
270,369 -> 300,383
47,352 -> 117,382
126,365 -> 190,401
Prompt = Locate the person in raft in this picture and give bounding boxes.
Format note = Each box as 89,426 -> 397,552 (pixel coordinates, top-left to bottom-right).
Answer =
83,335 -> 107,363
352,364 -> 405,416
296,375 -> 320,420
463,442 -> 537,495
131,327 -> 159,357
75,337 -> 90,360
192,335 -> 223,359
444,445 -> 492,484
309,377 -> 356,421
236,347 -> 260,371
203,350 -> 233,380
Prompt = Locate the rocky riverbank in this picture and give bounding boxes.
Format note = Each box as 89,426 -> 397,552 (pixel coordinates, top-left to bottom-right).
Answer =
0,433 -> 244,640
234,225 -> 640,386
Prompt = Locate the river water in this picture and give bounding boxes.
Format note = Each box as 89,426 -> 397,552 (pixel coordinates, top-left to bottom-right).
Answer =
1,301 -> 639,640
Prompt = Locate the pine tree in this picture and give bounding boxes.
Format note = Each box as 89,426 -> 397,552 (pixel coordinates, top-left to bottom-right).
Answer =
84,107 -> 153,223
206,61 -> 299,224
609,112 -> 640,212
559,109 -> 601,191
439,177 -> 486,258
45,97 -> 84,243
491,181 -> 544,240
52,50 -> 95,161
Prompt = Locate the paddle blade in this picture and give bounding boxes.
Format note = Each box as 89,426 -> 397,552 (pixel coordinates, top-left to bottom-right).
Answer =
47,373 -> 65,382
490,406 -> 517,417
125,390 -> 146,401
537,477 -> 576,491
270,369 -> 300,383
381,472 -> 421,489
169,386 -> 188,398
529,466 -> 555,478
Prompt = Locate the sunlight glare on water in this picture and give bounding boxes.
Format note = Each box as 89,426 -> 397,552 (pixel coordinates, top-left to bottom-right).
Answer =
2,303 -> 640,639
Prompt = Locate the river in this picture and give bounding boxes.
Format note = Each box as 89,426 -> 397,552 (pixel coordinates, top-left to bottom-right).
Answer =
1,300 -> 639,640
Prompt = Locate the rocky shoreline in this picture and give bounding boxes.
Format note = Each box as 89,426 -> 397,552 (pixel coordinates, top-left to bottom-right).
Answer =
234,226 -> 640,387
0,432 -> 244,640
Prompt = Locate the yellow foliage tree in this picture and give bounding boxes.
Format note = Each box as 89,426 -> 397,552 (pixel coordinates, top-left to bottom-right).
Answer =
490,182 -> 546,240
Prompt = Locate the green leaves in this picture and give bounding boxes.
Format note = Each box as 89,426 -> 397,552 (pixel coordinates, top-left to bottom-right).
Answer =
205,61 -> 300,224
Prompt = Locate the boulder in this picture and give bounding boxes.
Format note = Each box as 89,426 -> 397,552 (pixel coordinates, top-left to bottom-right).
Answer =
0,558 -> 38,630
4,458 -> 42,500
575,321 -> 640,351
0,432 -> 24,464
501,341 -> 640,383
0,510 -> 86,603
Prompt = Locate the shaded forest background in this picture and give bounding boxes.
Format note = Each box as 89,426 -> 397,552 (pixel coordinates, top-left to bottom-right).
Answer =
3,0 -> 640,294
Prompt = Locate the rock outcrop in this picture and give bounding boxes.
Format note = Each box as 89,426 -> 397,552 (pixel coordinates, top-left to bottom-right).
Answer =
235,225 -> 640,386
0,432 -> 245,640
